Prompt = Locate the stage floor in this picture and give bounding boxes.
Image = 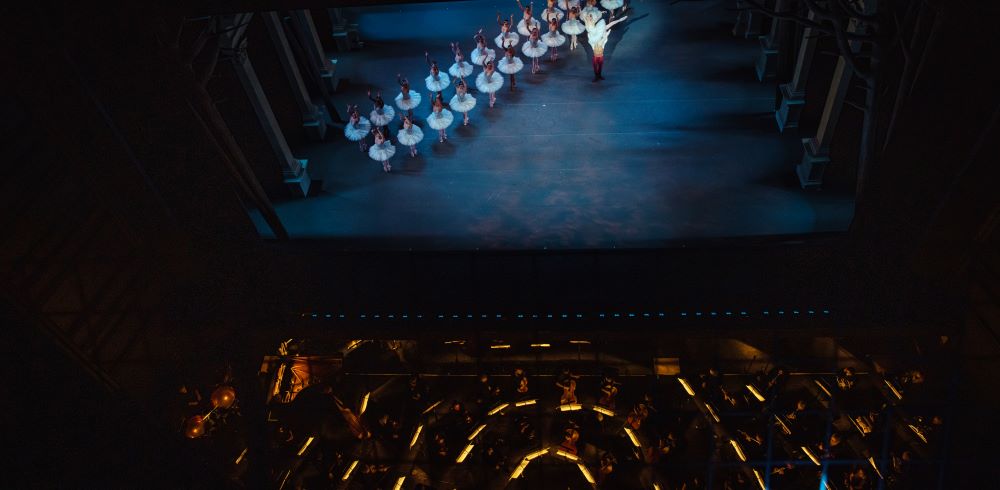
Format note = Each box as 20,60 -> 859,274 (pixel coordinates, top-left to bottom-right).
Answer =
259,0 -> 855,249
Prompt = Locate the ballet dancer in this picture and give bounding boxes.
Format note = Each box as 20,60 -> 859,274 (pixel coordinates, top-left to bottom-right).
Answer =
561,6 -> 585,50
587,13 -> 627,82
343,104 -> 371,152
495,14 -> 520,49
427,92 -> 455,142
542,0 -> 564,22
600,0 -> 626,17
394,75 -> 422,117
367,89 -> 395,127
521,26 -> 547,74
497,41 -> 524,91
581,0 -> 602,22
515,0 -> 541,37
449,77 -> 477,126
557,0 -> 580,10
471,29 -> 496,66
396,112 -> 424,157
542,17 -> 566,61
448,43 -> 474,79
475,55 -> 504,107
368,126 -> 396,172
424,52 -> 451,93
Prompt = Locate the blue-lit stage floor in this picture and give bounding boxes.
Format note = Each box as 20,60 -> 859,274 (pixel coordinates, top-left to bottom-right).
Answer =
259,0 -> 855,249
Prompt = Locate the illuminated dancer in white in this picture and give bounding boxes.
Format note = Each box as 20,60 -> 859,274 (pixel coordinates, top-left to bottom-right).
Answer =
367,89 -> 395,127
424,52 -> 451,93
600,0 -> 626,17
470,29 -> 495,66
475,55 -> 504,108
449,78 -> 477,126
584,12 -> 627,82
448,42 -> 475,79
541,0 -> 564,22
497,41 -> 524,91
557,0 -> 580,10
561,6 -> 585,51
521,26 -> 547,74
542,17 -> 566,61
427,92 -> 454,143
368,126 -> 396,172
394,75 -> 421,117
515,0 -> 542,37
396,112 -> 424,158
343,104 -> 371,152
495,14 -> 520,49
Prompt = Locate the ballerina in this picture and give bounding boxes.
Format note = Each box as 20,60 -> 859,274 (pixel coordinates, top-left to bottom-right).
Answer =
541,0 -> 564,22
475,55 -> 504,108
424,52 -> 451,93
368,126 -> 396,172
367,89 -> 395,127
497,41 -> 524,91
600,0 -> 626,17
427,92 -> 455,142
448,42 -> 474,79
394,75 -> 422,117
449,78 -> 477,126
521,26 -> 547,74
561,6 -> 585,50
542,17 -> 566,61
557,0 -> 580,9
515,0 -> 542,37
396,112 -> 424,157
581,0 -> 603,24
495,13 -> 520,49
471,29 -> 496,66
587,13 -> 627,82
343,104 -> 371,152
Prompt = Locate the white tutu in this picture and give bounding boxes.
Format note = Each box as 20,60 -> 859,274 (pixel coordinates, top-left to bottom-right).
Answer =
600,0 -> 624,9
542,8 -> 564,22
517,18 -> 542,37
497,56 -> 524,74
542,31 -> 566,47
581,6 -> 603,24
558,0 -> 580,9
396,125 -> 424,146
471,46 -> 496,65
448,60 -> 474,78
344,117 -> 371,141
561,19 -> 585,35
395,91 -> 422,111
427,109 -> 454,130
369,105 -> 395,126
425,73 -> 451,92
475,71 -> 504,93
449,93 -> 477,113
368,141 -> 396,161
522,40 -> 548,58
494,32 -> 520,48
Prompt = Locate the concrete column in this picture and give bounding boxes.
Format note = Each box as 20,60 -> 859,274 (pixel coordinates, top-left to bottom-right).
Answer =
755,0 -> 792,81
263,12 -> 326,142
221,14 -> 311,197
775,9 -> 817,132
733,1 -> 764,39
797,17 -> 864,189
289,10 -> 338,93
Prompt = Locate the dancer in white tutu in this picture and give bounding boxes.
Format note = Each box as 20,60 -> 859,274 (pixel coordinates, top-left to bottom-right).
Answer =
497,41 -> 524,91
495,14 -> 520,49
449,78 -> 477,126
448,43 -> 474,79
368,126 -> 396,172
581,0 -> 603,24
561,6 -> 586,50
427,92 -> 454,143
471,29 -> 495,66
557,0 -> 580,10
515,1 -> 542,37
343,104 -> 371,152
521,26 -> 548,74
600,0 -> 626,17
424,52 -> 451,93
394,75 -> 422,117
475,56 -> 504,108
542,0 -> 564,22
396,112 -> 424,157
542,17 -> 566,61
367,89 -> 395,127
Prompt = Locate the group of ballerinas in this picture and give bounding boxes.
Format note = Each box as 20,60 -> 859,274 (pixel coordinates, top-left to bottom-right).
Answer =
345,0 -> 630,172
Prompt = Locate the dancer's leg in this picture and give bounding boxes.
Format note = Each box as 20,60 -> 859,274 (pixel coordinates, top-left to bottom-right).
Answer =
597,56 -> 605,79
463,111 -> 469,125
439,128 -> 445,143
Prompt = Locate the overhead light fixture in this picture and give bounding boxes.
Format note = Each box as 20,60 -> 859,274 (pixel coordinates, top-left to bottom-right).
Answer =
558,403 -> 582,411
234,448 -> 248,465
393,476 -> 405,490
490,344 -> 511,349
569,340 -> 591,344
678,378 -> 695,396
577,463 -> 596,484
509,458 -> 531,480
488,403 -> 509,416
422,400 -> 442,415
624,427 -> 641,447
555,449 -> 580,461
814,379 -> 832,398
342,460 -> 359,480
754,469 -> 766,490
884,379 -> 903,400
467,424 -> 486,440
525,448 -> 549,460
359,392 -> 370,415
456,443 -> 475,463
729,439 -> 746,462
530,343 -> 551,348
592,406 -> 615,417
775,415 -> 792,435
409,425 -> 423,448
704,402 -> 720,423
908,424 -> 927,443
801,446 -> 821,466
515,399 -> 537,407
868,456 -> 884,479
297,436 -> 315,456
654,484 -> 662,490
746,384 -> 765,402
444,340 -> 465,345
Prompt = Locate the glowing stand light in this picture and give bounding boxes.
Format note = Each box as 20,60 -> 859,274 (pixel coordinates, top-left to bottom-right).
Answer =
515,399 -> 537,407
456,443 -> 475,463
624,427 -> 641,447
592,406 -> 615,417
342,460 -> 359,480
393,476 -> 406,490
297,436 -> 315,456
753,469 -> 766,490
677,378 -> 695,396
422,400 -> 443,415
525,448 -> 549,460
359,392 -> 370,415
801,446 -> 821,466
577,463 -> 596,484
467,424 -> 486,440
704,402 -> 721,423
556,449 -> 580,461
746,384 -> 766,403
558,403 -> 583,411
729,439 -> 747,462
409,425 -> 423,449
234,448 -> 248,465
488,403 -> 510,416
509,458 -> 531,480
884,379 -> 903,400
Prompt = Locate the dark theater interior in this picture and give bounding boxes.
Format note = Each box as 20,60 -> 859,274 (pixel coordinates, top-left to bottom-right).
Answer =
2,0 -> 999,488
